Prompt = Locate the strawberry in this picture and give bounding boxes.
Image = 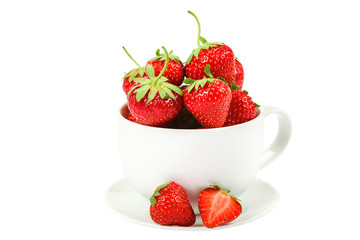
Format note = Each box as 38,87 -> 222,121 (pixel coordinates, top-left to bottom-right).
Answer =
146,49 -> 184,86
127,46 -> 183,127
224,83 -> 259,127
150,181 -> 196,226
198,185 -> 242,228
122,46 -> 146,95
126,111 -> 137,123
234,58 -> 244,90
183,64 -> 232,128
185,11 -> 236,86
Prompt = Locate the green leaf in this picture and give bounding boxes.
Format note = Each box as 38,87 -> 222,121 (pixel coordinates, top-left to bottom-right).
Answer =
150,196 -> 157,205
254,102 -> 260,108
243,90 -> 249,95
194,48 -> 201,59
186,83 -> 196,92
132,78 -> 150,86
158,88 -> 167,99
162,87 -> 175,100
184,78 -> 195,84
199,36 -> 208,44
217,77 -> 227,85
146,64 -> 155,78
155,48 -> 160,56
200,79 -> 207,88
164,83 -> 183,96
204,64 -> 213,78
155,181 -> 171,191
138,67 -> 145,77
231,81 -> 238,90
194,81 -> 201,91
135,85 -> 151,102
149,55 -> 161,61
146,87 -> 157,104
186,50 -> 194,64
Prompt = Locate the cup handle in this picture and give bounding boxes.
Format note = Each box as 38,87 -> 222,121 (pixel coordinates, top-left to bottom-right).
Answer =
261,106 -> 292,169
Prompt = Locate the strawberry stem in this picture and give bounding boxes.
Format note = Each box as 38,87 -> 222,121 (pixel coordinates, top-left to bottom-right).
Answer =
154,46 -> 169,83
188,11 -> 201,48
122,46 -> 141,68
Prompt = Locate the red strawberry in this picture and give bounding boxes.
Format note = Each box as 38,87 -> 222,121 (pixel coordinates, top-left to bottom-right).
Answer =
150,181 -> 196,226
234,58 -> 244,90
122,46 -> 146,95
198,185 -> 242,228
185,11 -> 236,86
146,49 -> 184,86
224,83 -> 259,127
183,65 -> 232,128
126,111 -> 137,123
127,46 -> 183,127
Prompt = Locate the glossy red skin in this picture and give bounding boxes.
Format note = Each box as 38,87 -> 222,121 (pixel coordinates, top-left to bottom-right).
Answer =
150,182 -> 195,226
128,91 -> 183,127
185,45 -> 236,86
126,111 -> 137,123
146,59 -> 184,86
224,90 -> 256,126
184,79 -> 232,128
234,59 -> 244,90
198,188 -> 242,228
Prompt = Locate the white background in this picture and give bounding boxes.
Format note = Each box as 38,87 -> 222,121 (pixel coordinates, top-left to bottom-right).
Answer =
1,0 -> 359,239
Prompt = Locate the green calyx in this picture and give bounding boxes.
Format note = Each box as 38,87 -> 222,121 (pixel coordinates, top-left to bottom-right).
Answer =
184,64 -> 226,92
150,181 -> 172,205
186,11 -> 224,64
122,46 -> 146,82
128,46 -> 183,104
150,49 -> 180,62
123,67 -> 145,82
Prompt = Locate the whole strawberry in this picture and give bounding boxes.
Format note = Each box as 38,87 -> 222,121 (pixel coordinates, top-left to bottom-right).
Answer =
183,65 -> 232,128
146,49 -> 184,86
185,11 -> 236,86
127,46 -> 183,127
224,83 -> 259,127
198,185 -> 242,228
121,47 -> 146,95
150,181 -> 196,226
234,58 -> 244,90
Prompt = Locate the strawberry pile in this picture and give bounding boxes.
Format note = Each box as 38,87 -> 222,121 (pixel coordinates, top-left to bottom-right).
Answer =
122,11 -> 259,129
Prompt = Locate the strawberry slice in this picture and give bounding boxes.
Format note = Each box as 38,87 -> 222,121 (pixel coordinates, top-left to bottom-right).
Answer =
198,185 -> 242,228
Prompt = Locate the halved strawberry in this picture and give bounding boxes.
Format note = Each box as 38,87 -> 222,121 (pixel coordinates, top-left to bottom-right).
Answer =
198,185 -> 242,228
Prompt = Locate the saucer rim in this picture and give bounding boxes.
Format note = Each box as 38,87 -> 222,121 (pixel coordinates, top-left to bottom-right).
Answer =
105,178 -> 279,231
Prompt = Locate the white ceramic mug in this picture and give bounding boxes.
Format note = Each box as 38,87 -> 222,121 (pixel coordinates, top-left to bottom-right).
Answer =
118,104 -> 291,211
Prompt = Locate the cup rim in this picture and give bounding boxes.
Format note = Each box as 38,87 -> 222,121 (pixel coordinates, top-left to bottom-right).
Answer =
119,103 -> 263,132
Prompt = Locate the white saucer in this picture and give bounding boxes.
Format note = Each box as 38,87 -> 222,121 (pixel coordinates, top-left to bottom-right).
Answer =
105,178 -> 279,230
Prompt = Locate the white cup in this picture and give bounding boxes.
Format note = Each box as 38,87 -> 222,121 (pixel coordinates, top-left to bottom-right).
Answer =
118,104 -> 291,212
